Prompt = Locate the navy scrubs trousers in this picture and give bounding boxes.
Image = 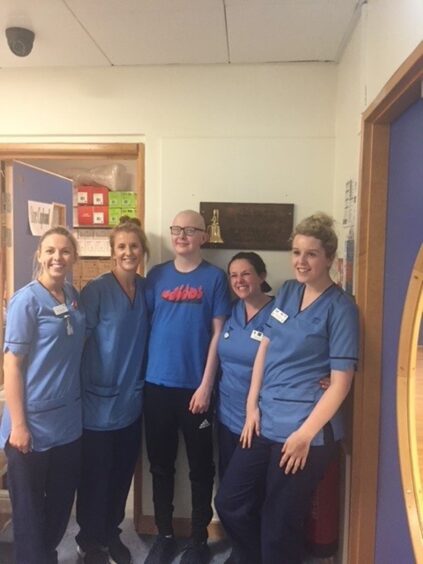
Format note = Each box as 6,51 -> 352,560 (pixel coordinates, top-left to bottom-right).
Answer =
5,437 -> 81,564
76,415 -> 142,549
217,421 -> 240,481
215,435 -> 338,564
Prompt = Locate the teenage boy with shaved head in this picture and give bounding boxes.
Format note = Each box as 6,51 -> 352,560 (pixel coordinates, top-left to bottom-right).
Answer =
144,210 -> 231,564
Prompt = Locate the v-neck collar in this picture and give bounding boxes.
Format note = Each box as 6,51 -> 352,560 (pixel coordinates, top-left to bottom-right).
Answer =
297,282 -> 335,315
242,296 -> 274,327
37,280 -> 67,305
111,271 -> 138,307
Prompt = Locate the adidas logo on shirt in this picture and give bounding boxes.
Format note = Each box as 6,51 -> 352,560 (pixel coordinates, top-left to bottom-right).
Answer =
198,419 -> 211,430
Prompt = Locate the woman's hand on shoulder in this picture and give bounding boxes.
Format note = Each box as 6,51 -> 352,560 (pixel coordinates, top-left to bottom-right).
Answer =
9,424 -> 32,454
240,406 -> 261,449
279,429 -> 312,474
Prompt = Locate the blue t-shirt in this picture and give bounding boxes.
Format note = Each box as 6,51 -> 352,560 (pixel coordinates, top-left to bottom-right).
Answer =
260,280 -> 359,446
145,260 -> 231,389
80,272 -> 149,431
0,281 -> 85,451
217,297 -> 275,435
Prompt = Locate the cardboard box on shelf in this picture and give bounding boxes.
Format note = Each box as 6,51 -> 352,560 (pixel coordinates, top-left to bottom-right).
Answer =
72,277 -> 82,292
77,206 -> 109,226
120,192 -> 137,208
81,259 -> 99,279
72,260 -> 82,279
77,186 -> 109,206
79,258 -> 114,280
109,192 -> 122,208
73,228 -> 111,257
97,258 -> 113,274
109,208 -> 122,226
121,208 -> 137,219
80,278 -> 92,290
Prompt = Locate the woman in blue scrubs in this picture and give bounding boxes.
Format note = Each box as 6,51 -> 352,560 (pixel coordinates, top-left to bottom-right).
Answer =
215,213 -> 359,564
217,252 -> 274,479
76,217 -> 149,564
1,227 -> 85,564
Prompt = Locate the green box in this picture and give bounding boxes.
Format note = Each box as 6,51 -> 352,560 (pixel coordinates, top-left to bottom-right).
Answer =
120,191 -> 137,208
109,208 -> 122,225
121,208 -> 137,219
109,192 -> 122,208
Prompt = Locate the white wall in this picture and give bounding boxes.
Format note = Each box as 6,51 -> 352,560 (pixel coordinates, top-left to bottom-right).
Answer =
334,0 -> 423,247
0,63 -> 337,289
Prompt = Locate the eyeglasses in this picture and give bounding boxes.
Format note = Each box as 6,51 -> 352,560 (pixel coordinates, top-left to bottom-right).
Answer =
169,226 -> 205,237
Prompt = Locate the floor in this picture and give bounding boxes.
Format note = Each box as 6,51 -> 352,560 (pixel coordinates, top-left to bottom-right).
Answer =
0,516 -> 233,563
0,516 -> 327,563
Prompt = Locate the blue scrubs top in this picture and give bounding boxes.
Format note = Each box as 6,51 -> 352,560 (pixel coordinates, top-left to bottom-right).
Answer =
80,272 -> 149,431
145,260 -> 231,389
0,281 -> 85,451
260,280 -> 359,446
217,297 -> 274,435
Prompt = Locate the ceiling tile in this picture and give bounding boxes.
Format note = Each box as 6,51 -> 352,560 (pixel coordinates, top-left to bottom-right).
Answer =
0,0 -> 109,68
67,0 -> 228,65
226,0 -> 358,63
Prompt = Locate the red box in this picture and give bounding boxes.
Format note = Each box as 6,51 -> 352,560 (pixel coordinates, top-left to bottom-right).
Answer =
77,186 -> 109,206
77,206 -> 109,226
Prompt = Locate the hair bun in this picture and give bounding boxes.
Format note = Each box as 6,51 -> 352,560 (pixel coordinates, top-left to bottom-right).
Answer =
310,212 -> 334,229
119,215 -> 141,227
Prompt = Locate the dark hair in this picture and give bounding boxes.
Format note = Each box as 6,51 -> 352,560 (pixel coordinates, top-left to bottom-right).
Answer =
292,212 -> 338,260
110,216 -> 150,259
33,226 -> 78,279
227,251 -> 272,293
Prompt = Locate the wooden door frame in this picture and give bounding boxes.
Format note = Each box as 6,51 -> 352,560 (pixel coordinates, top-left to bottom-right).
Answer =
348,41 -> 423,563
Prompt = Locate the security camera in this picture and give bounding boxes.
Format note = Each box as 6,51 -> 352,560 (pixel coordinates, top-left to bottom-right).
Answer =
5,27 -> 35,57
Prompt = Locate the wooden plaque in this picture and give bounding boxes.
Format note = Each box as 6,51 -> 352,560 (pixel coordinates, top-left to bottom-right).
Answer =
200,202 -> 294,250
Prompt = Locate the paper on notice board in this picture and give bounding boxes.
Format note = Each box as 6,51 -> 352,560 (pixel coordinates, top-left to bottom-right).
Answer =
28,200 -> 67,236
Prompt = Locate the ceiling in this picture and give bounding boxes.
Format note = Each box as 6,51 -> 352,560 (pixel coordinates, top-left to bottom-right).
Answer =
0,0 -> 363,69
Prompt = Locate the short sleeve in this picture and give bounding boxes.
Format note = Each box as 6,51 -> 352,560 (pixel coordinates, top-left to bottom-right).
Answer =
4,289 -> 37,356
80,279 -> 101,337
145,267 -> 157,315
328,296 -> 359,371
212,269 -> 231,319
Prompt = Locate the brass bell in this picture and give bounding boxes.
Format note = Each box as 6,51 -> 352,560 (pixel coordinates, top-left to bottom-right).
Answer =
207,208 -> 224,244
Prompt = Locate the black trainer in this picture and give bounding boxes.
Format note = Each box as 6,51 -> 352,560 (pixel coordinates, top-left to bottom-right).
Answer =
108,536 -> 132,564
180,540 -> 210,564
77,544 -> 109,564
144,535 -> 177,564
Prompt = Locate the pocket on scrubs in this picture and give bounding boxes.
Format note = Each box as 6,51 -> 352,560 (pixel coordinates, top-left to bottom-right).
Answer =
27,396 -> 66,414
218,387 -> 247,434
85,383 -> 120,399
269,392 -> 315,438
84,383 -> 121,426
26,396 -> 68,444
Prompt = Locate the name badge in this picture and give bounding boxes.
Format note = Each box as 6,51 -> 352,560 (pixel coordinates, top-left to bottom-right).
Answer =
271,308 -> 288,324
250,330 -> 263,342
53,303 -> 69,316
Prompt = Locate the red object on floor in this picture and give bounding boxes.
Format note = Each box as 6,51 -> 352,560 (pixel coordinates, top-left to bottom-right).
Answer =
305,454 -> 340,558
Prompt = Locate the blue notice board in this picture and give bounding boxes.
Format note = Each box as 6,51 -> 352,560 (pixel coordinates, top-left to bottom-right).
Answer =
12,161 -> 73,291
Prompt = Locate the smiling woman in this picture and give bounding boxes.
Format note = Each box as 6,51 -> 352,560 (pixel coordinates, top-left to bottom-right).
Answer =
76,216 -> 150,564
0,226 -> 85,564
215,212 -> 359,564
